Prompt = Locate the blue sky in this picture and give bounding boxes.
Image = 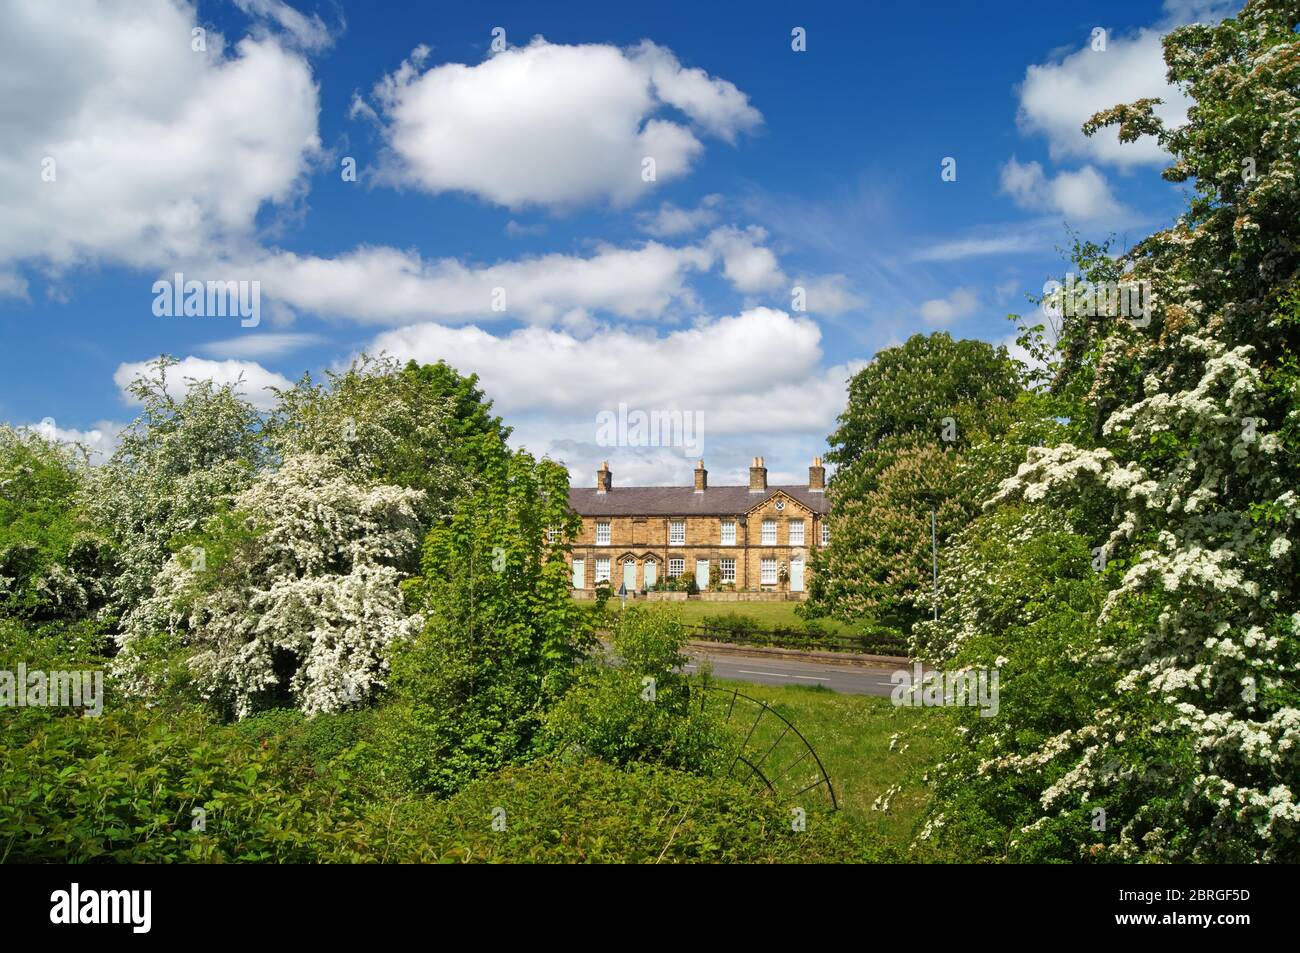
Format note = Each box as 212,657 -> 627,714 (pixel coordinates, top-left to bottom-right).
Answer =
0,0 -> 1231,485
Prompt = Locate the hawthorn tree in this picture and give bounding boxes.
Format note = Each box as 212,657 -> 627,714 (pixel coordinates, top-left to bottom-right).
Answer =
917,0 -> 1300,862
86,358 -> 266,640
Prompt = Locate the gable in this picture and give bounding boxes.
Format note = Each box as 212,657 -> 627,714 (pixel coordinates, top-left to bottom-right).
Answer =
744,489 -> 813,518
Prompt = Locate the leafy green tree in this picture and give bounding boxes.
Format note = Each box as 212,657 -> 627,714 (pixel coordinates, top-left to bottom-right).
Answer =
807,333 -> 1024,629
398,359 -> 512,477
380,449 -> 592,795
0,426 -> 110,624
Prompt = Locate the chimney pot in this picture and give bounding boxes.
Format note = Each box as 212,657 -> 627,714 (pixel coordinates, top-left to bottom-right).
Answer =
749,456 -> 768,492
694,458 -> 707,492
596,461 -> 612,493
808,456 -> 826,492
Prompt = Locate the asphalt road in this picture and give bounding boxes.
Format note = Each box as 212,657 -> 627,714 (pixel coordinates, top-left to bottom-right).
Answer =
684,647 -> 903,697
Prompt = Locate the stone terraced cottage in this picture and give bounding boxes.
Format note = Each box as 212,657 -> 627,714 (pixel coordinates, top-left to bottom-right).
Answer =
567,456 -> 830,598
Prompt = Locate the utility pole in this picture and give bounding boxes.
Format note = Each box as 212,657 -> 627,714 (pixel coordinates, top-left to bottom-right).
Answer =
930,502 -> 938,622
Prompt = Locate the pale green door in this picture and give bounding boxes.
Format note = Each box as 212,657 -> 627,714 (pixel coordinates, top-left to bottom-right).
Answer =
644,559 -> 657,588
695,559 -> 710,591
623,558 -> 636,591
790,558 -> 805,592
572,559 -> 585,589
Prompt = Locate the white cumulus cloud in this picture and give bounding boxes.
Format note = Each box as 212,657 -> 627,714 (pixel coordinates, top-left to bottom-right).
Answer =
1013,1 -> 1231,167
363,308 -> 858,485
361,38 -> 760,209
1000,157 -> 1123,221
920,288 -> 980,326
0,0 -> 321,278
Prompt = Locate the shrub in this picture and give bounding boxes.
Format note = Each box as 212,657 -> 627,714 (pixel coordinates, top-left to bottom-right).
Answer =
384,449 -> 592,796
330,759 -> 891,864
0,700 -> 369,863
540,609 -> 729,774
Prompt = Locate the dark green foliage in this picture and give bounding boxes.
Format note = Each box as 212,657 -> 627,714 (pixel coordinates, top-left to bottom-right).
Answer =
807,333 -> 1029,629
383,449 -> 593,795
397,359 -> 512,478
0,428 -> 111,624
541,609 -> 729,773
827,331 -> 1022,467
0,700 -> 362,863
339,759 -> 891,864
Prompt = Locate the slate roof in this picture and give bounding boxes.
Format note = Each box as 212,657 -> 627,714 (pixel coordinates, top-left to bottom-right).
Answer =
568,485 -> 829,517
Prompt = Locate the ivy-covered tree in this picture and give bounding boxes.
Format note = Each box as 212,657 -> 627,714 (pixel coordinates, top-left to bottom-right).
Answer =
381,449 -> 592,796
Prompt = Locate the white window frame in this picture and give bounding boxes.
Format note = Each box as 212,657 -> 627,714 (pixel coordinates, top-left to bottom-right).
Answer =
720,558 -> 736,583
668,557 -> 685,578
821,523 -> 830,546
669,520 -> 685,545
595,557 -> 611,583
789,520 -> 805,547
596,521 -> 611,545
720,519 -> 736,546
761,519 -> 777,545
760,558 -> 778,585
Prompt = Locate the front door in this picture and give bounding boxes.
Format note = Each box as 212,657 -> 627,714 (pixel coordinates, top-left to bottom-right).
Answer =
790,558 -> 805,593
572,559 -> 585,589
644,559 -> 657,588
623,558 -> 637,592
695,559 -> 710,591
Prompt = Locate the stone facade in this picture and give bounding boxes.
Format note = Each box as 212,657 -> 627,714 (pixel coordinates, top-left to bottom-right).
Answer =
567,457 -> 830,598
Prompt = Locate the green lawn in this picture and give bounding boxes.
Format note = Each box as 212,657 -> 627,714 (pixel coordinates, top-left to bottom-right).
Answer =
601,597 -> 861,636
710,679 -> 945,855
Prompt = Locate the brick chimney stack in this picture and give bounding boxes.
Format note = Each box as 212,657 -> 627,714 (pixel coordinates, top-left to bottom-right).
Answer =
596,461 -> 612,494
808,456 -> 826,492
694,459 -> 707,492
749,456 -> 768,492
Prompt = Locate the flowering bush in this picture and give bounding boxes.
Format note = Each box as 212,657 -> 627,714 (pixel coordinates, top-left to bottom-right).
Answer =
915,1 -> 1300,862
115,454 -> 425,718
